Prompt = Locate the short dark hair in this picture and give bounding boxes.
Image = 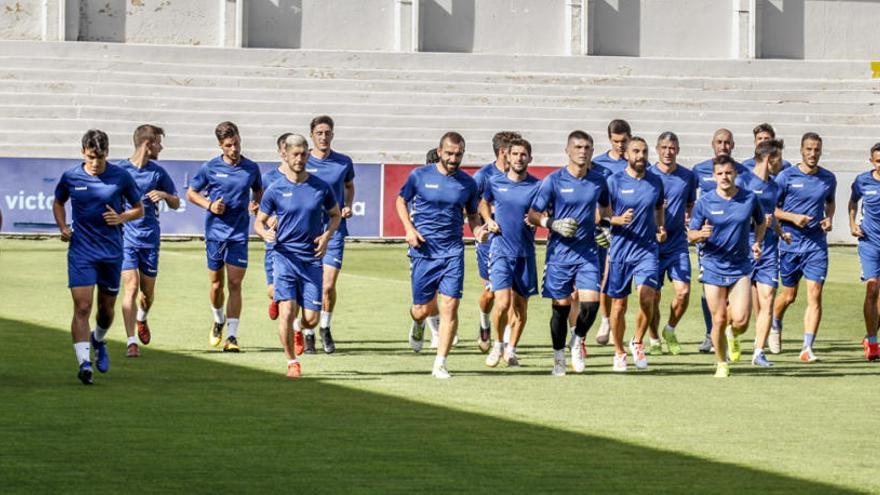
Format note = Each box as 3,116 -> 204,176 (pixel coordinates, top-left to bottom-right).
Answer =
132,124 -> 164,147
507,137 -> 532,156
425,147 -> 440,164
755,139 -> 784,161
214,121 -> 239,142
567,130 -> 594,146
310,115 -> 335,132
801,132 -> 822,146
607,119 -> 632,137
712,154 -> 737,170
492,131 -> 521,157
439,131 -> 466,149
626,136 -> 647,149
82,129 -> 109,156
656,131 -> 679,145
871,143 -> 880,156
276,132 -> 293,150
753,123 -> 776,138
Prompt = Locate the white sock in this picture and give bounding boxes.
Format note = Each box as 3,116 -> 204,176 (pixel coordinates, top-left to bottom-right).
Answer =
434,355 -> 447,368
753,348 -> 763,357
602,316 -> 610,325
507,345 -> 516,355
136,307 -> 148,322
664,324 -> 675,333
287,359 -> 299,366
554,349 -> 564,360
502,325 -> 511,344
127,336 -> 137,346
427,315 -> 440,337
73,341 -> 90,365
572,335 -> 583,348
211,306 -> 225,324
479,311 -> 491,329
227,318 -> 239,338
293,318 -> 302,333
304,328 -> 315,336
724,326 -> 734,340
650,337 -> 661,346
493,340 -> 503,351
93,325 -> 109,342
320,311 -> 332,329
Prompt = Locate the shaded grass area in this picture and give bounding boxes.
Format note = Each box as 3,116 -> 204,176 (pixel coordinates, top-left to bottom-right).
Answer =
0,318 -> 861,494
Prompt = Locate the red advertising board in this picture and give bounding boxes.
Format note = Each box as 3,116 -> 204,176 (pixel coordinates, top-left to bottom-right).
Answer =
382,163 -> 559,239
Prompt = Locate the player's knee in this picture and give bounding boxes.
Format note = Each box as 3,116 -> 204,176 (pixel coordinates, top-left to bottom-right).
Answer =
227,278 -> 242,293
675,285 -> 690,302
73,300 -> 91,319
730,314 -> 749,329
301,312 -> 319,328
866,280 -> 880,299
210,279 -> 224,292
411,304 -> 431,321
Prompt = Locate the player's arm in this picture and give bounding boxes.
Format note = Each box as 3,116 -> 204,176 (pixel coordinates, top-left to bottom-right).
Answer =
249,181 -> 263,216
395,195 -> 424,248
315,205 -> 342,258
849,198 -> 864,238
148,171 -> 180,209
687,204 -> 711,243
341,180 -> 355,218
773,206 -> 811,228
466,211 -> 488,242
478,198 -> 499,233
821,200 -> 835,232
655,204 -> 666,242
52,198 -> 72,241
187,187 -> 225,215
254,210 -> 275,242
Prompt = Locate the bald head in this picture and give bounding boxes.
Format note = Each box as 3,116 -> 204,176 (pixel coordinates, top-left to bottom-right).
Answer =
711,128 -> 735,158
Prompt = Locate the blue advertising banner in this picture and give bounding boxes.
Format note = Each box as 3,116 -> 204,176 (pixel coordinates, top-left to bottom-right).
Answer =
0,158 -> 383,238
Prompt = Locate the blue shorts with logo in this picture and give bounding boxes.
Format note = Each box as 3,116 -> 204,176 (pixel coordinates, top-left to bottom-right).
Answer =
68,253 -> 122,296
206,240 -> 248,271
779,249 -> 828,287
489,254 -> 538,298
858,241 -> 880,281
605,256 -> 660,298
322,233 -> 345,270
273,250 -> 323,311
410,255 -> 465,305
122,246 -> 160,277
751,248 -> 779,288
542,257 -> 602,300
658,249 -> 691,288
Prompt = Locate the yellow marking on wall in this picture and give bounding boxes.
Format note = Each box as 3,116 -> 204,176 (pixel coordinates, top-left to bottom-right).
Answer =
872,61 -> 880,78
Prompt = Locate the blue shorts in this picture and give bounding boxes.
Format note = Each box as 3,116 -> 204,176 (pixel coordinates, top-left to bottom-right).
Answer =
273,250 -> 323,311
410,255 -> 465,305
701,267 -> 748,288
490,254 -> 538,298
476,241 -> 491,281
859,241 -> 880,281
542,258 -> 602,300
206,240 -> 248,271
751,248 -> 779,288
122,246 -> 159,276
658,250 -> 691,287
605,256 -> 660,298
322,233 -> 345,270
264,243 -> 275,285
779,249 -> 828,287
68,254 -> 122,295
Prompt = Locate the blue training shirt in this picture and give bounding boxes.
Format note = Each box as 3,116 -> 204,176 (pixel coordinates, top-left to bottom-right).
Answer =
692,158 -> 747,194
592,151 -> 628,176
850,171 -> 880,247
607,170 -> 665,262
774,165 -> 837,253
473,161 -> 506,254
736,169 -> 780,255
259,174 -> 337,258
119,159 -> 177,249
260,166 -> 286,249
689,189 -> 764,276
399,164 -> 480,259
483,173 -> 541,258
648,163 -> 697,256
307,151 -> 355,237
531,166 -> 609,265
54,162 -> 142,262
189,155 -> 262,242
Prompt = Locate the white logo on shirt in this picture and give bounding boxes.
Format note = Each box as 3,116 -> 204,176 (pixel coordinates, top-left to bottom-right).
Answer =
791,183 -> 804,188
282,192 -> 293,197
306,168 -> 318,173
710,210 -> 724,215
703,177 -> 716,182
215,173 -> 229,178
74,186 -> 88,191
498,188 -> 509,192
425,184 -> 439,189
560,188 -> 574,193
753,189 -> 764,194
621,189 -> 634,194
866,190 -> 878,196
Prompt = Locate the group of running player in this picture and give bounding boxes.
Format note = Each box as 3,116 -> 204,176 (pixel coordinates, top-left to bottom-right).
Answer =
52,116 -> 880,384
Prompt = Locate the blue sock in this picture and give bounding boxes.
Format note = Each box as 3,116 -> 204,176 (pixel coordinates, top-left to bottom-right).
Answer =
772,317 -> 782,331
700,295 -> 712,336
868,336 -> 878,344
803,333 -> 816,349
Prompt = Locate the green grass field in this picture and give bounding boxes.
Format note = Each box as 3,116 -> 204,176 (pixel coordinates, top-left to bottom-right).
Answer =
1,238 -> 877,494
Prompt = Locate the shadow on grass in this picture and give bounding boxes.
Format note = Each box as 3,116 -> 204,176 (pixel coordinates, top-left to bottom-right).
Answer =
0,318 -> 859,494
